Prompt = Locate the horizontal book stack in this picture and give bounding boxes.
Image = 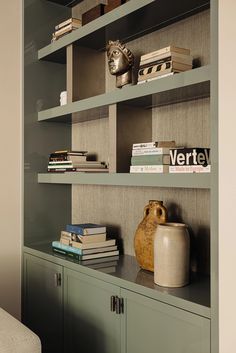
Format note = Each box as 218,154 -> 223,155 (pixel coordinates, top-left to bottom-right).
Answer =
52,18 -> 81,42
47,150 -> 108,173
130,141 -> 176,173
169,147 -> 211,173
52,223 -> 119,264
138,46 -> 193,84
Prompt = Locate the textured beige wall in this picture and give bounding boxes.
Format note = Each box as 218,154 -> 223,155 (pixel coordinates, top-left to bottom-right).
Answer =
0,1 -> 22,319
219,0 -> 236,352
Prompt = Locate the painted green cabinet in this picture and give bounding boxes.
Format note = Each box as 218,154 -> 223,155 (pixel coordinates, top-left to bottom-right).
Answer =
23,254 -> 63,353
24,253 -> 210,353
121,289 -> 210,353
64,268 -> 121,353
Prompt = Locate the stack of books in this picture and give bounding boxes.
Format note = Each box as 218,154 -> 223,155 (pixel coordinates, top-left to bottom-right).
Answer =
47,150 -> 108,173
138,45 -> 193,84
52,223 -> 119,263
169,147 -> 211,173
130,141 -> 176,173
52,18 -> 81,42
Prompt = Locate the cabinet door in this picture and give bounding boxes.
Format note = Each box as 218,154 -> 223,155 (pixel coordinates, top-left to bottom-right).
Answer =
64,268 -> 121,353
121,289 -> 210,353
23,254 -> 63,353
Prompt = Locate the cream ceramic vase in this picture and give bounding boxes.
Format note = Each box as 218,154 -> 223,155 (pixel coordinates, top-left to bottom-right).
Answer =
154,223 -> 190,287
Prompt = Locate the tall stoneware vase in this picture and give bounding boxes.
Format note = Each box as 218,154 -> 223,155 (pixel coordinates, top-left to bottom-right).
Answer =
154,223 -> 190,287
134,200 -> 167,272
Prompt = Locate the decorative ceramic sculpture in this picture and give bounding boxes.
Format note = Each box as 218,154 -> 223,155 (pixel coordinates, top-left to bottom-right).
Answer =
154,223 -> 190,287
106,40 -> 134,88
134,200 -> 167,272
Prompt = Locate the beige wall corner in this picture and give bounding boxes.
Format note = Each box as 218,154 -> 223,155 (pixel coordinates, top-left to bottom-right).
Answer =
219,0 -> 236,352
0,1 -> 22,319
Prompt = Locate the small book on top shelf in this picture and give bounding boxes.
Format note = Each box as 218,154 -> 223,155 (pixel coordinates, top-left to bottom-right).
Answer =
52,18 -> 81,42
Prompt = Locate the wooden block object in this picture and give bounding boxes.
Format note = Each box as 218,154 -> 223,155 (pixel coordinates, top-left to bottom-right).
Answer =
82,4 -> 105,25
104,0 -> 126,14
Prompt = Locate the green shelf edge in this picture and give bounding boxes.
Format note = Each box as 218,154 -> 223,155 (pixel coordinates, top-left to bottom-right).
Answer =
38,66 -> 210,122
38,0 -> 154,60
38,172 -> 210,189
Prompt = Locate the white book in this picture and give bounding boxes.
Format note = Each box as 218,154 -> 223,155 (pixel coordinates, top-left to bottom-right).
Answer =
133,141 -> 175,149
132,147 -> 171,156
140,52 -> 193,66
55,18 -> 81,31
141,46 -> 190,61
169,165 -> 211,173
137,72 -> 175,84
130,165 -> 169,173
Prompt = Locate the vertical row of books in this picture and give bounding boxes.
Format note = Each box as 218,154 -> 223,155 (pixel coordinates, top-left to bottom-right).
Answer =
52,223 -> 119,271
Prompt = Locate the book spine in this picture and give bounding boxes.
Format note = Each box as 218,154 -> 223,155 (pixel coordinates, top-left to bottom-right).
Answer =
130,165 -> 169,173
133,142 -> 157,149
170,148 -> 211,166
52,241 -> 83,255
132,148 -> 171,156
141,46 -> 190,61
139,58 -> 192,71
140,53 -> 193,67
53,247 -> 82,260
65,225 -> 85,235
169,165 -> 211,173
55,18 -> 81,31
131,155 -> 170,165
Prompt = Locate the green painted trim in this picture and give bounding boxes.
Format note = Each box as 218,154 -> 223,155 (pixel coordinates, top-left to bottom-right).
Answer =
38,66 -> 210,122
38,172 -> 211,189
210,0 -> 219,352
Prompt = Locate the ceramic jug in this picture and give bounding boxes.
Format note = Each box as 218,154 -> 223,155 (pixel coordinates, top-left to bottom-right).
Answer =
154,223 -> 190,287
134,200 -> 167,272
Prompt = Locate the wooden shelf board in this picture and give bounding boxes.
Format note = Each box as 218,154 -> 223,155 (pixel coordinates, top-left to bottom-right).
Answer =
38,0 -> 210,63
38,172 -> 210,189
38,66 -> 210,123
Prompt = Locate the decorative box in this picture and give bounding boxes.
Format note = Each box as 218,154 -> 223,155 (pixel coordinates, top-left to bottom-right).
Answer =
82,4 -> 105,25
104,0 -> 126,14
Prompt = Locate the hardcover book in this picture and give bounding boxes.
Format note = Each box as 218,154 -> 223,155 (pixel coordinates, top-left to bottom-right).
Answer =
130,165 -> 169,173
60,236 -> 116,249
66,223 -> 106,235
52,241 -> 117,255
170,148 -> 210,166
52,242 -> 119,260
131,154 -> 170,166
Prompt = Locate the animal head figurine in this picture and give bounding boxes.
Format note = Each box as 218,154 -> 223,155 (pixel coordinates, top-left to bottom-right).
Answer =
106,40 -> 134,88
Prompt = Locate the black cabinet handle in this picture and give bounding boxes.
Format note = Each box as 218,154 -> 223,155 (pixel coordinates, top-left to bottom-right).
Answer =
110,295 -> 116,312
54,273 -> 62,287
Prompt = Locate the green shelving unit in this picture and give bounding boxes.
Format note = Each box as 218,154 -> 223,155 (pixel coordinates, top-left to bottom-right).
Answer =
24,0 -> 218,351
38,66 -> 210,123
38,172 -> 211,189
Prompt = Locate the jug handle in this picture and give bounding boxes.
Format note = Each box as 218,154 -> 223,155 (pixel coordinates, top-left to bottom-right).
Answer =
143,205 -> 150,217
153,204 -> 167,223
